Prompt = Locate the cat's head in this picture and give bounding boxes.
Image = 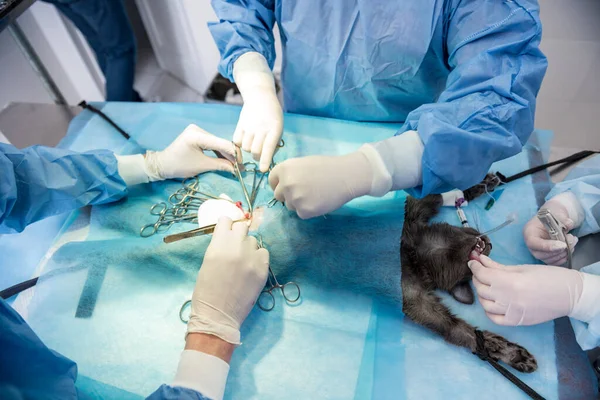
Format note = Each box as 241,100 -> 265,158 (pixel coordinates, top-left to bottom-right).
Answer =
462,227 -> 492,260
413,224 -> 492,268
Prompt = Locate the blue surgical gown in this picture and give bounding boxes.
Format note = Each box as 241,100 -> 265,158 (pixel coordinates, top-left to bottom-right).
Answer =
0,298 -> 209,399
209,0 -> 548,194
546,155 -> 600,350
0,143 -> 127,233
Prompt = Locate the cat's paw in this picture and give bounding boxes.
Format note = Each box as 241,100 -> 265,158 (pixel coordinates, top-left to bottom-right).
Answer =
508,345 -> 538,373
483,331 -> 538,373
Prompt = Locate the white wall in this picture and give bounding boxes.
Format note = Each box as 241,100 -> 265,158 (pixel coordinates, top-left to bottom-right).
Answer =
535,0 -> 600,149
0,1 -> 104,112
135,0 -> 282,95
0,28 -> 52,110
135,0 -> 216,95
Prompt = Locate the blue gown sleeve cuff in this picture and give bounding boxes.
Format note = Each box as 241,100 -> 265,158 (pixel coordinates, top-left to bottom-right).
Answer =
146,384 -> 212,400
546,178 -> 600,237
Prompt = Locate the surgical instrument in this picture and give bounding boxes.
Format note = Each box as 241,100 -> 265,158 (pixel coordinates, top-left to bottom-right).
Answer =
250,171 -> 268,208
140,214 -> 198,238
232,151 -> 254,216
168,190 -> 216,206
150,202 -> 198,216
163,218 -> 247,243
257,269 -> 301,311
179,300 -> 192,323
255,235 -> 301,311
537,209 -> 573,269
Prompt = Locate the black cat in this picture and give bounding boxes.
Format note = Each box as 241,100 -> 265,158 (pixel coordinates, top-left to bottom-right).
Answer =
401,193 -> 537,373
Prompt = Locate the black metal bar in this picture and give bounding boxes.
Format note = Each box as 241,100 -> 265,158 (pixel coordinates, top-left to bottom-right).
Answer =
0,277 -> 38,299
0,0 -> 36,33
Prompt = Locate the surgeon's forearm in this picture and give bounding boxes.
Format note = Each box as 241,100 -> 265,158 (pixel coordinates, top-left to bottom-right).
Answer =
185,332 -> 234,363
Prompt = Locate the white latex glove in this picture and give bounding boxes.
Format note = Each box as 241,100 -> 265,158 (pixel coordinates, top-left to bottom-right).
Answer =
268,150 -> 375,219
116,124 -> 236,186
146,124 -> 237,180
468,255 -> 584,326
233,52 -> 283,172
187,217 -> 269,345
523,192 -> 584,265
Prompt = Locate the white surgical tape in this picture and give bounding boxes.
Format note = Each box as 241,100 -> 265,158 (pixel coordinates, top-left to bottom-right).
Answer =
441,190 -> 466,207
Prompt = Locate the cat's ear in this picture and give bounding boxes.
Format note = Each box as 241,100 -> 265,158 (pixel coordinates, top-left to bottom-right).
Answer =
449,281 -> 475,305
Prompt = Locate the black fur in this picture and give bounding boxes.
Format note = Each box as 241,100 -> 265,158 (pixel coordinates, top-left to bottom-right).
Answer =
401,195 -> 537,373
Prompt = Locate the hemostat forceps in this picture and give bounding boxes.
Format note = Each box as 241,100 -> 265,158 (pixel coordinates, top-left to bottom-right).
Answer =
255,235 -> 301,311
257,268 -> 301,312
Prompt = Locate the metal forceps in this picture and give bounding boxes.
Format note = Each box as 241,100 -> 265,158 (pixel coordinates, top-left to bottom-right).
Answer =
233,151 -> 254,216
140,214 -> 198,237
230,139 -> 285,212
150,201 -> 193,217
258,268 -> 301,311
168,190 -> 214,206
179,299 -> 192,323
255,235 -> 301,311
163,218 -> 247,243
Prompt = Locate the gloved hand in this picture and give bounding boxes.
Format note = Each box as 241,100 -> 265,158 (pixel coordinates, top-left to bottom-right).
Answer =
116,124 -> 237,186
187,217 -> 269,344
145,124 -> 236,180
269,151 -> 374,219
468,255 -> 584,326
523,192 -> 584,265
233,52 -> 283,172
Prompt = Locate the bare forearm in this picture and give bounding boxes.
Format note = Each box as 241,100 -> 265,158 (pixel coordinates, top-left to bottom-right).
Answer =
185,333 -> 234,363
